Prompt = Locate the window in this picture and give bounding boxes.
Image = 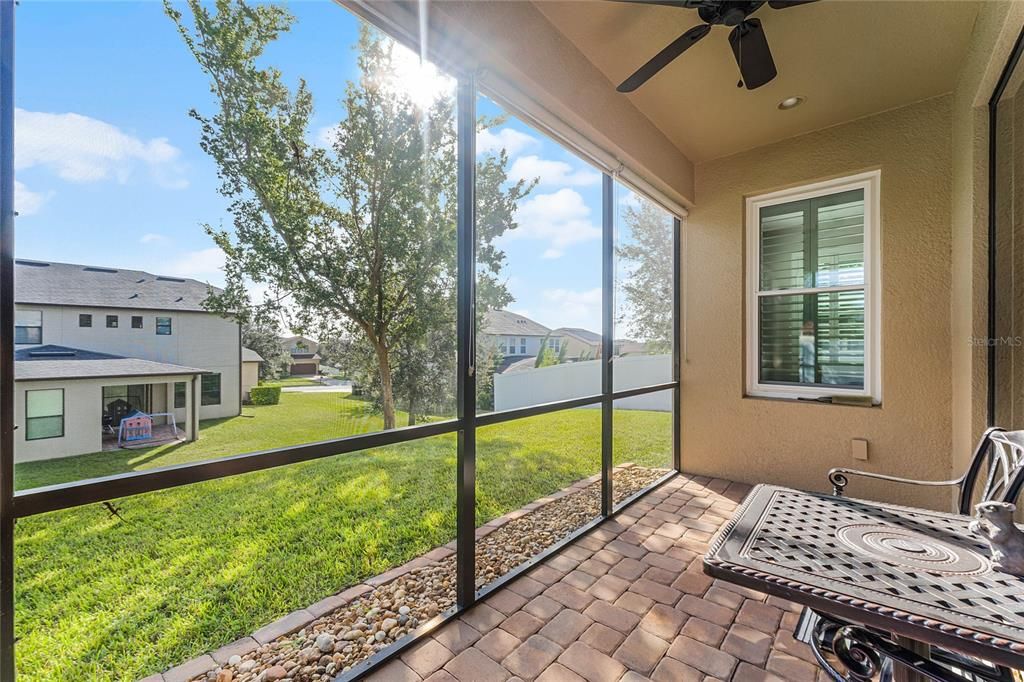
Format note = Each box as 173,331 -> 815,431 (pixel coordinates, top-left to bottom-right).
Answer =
174,382 -> 186,409
14,310 -> 42,345
131,316 -> 143,329
78,313 -> 92,328
746,171 -> 880,401
519,338 -> 527,355
201,374 -> 221,406
548,338 -> 560,351
156,317 -> 172,335
25,389 -> 64,440
106,315 -> 118,329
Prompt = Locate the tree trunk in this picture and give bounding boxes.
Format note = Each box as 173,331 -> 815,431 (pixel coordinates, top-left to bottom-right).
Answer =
373,341 -> 397,430
407,392 -> 417,427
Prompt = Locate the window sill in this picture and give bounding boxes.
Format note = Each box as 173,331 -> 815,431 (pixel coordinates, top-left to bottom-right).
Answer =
743,393 -> 881,408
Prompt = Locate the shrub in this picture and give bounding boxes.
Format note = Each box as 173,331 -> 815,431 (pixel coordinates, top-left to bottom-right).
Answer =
250,385 -> 282,405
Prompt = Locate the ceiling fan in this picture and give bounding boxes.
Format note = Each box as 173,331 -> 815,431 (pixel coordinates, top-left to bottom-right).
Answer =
615,0 -> 818,93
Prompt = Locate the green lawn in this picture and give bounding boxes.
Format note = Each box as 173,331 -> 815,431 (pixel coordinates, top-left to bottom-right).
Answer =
14,393 -> 671,681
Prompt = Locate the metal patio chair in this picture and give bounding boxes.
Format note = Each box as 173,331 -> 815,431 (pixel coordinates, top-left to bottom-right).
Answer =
829,426 -> 1024,514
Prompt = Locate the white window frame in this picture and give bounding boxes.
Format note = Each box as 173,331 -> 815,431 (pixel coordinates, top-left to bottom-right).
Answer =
745,170 -> 881,402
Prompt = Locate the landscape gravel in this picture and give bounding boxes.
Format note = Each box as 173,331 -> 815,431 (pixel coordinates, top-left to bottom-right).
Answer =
188,465 -> 667,682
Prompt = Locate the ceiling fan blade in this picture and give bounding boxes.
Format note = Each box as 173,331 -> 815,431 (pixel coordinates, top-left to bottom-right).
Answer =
767,0 -> 818,8
728,19 -> 777,90
617,23 -> 711,93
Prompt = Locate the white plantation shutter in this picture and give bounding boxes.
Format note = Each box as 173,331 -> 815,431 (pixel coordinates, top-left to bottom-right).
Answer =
747,173 -> 879,400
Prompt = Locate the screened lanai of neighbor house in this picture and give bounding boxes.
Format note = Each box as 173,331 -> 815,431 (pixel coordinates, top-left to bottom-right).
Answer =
1,1 -> 1024,681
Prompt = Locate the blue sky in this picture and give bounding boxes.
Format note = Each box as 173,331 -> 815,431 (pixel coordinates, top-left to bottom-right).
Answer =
13,0 -> 637,334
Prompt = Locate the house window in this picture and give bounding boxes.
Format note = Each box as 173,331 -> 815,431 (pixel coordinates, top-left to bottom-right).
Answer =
156,317 -> 172,335
548,338 -> 560,351
79,313 -> 92,328
201,373 -> 221,406
498,340 -> 506,353
106,315 -> 118,328
15,310 -> 42,345
131,316 -> 143,329
25,389 -> 64,440
174,382 -> 186,409
746,171 -> 880,401
520,338 -> 527,355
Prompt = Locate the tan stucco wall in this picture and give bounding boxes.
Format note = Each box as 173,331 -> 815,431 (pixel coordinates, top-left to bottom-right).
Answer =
241,361 -> 260,401
682,96 -> 953,509
950,3 -> 1024,477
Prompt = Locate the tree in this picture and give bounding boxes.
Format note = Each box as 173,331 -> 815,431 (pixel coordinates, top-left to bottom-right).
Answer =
241,306 -> 291,380
168,0 -> 532,429
617,198 -> 674,353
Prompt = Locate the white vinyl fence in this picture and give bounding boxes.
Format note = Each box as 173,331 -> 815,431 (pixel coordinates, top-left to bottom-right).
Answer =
494,354 -> 672,412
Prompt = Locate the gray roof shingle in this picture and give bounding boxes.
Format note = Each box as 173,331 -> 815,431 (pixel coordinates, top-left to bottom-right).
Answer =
14,259 -> 221,312
15,345 -> 206,381
481,310 -> 550,337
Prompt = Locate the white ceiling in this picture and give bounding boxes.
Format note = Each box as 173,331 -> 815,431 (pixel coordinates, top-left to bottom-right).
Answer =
533,1 -> 981,162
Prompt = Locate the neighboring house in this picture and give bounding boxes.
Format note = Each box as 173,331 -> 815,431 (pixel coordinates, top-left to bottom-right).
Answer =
13,260 -> 242,462
281,335 -> 321,376
553,327 -> 601,360
241,347 -> 264,401
480,310 -> 552,368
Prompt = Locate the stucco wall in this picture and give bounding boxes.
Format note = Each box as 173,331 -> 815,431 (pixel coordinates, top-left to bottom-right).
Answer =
683,96 -> 953,509
950,3 -> 1024,478
241,361 -> 260,401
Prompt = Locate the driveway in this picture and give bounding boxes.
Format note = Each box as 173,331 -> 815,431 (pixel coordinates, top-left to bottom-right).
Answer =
281,378 -> 353,394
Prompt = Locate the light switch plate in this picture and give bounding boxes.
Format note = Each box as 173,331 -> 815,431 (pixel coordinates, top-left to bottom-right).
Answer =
852,438 -> 869,461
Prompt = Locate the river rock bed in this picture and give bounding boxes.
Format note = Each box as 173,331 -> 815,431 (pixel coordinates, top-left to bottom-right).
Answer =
189,465 -> 667,682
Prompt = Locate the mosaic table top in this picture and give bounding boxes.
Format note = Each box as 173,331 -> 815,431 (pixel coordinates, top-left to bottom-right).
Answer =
703,485 -> 1024,669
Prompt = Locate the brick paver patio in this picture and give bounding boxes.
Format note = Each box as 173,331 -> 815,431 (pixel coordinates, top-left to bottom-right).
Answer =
366,474 -> 825,682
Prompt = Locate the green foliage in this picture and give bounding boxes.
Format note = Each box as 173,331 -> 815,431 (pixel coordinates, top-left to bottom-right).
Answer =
13,392 -> 672,681
241,308 -> 291,380
249,384 -> 282,405
534,333 -> 566,368
168,0 -> 533,429
475,343 -> 504,411
617,197 -> 675,353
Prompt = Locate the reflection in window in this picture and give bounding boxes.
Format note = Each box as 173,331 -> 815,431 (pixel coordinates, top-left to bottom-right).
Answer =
14,310 -> 42,345
613,183 -> 675,391
155,317 -> 171,335
25,389 -> 64,440
201,374 -> 221,406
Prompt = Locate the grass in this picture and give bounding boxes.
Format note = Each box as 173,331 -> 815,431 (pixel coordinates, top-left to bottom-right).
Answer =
14,393 -> 671,681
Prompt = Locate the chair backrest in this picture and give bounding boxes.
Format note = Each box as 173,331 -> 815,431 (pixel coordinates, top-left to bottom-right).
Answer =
958,427 -> 1024,514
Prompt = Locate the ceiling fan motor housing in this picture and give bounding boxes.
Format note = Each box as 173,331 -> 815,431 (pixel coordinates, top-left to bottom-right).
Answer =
698,1 -> 766,26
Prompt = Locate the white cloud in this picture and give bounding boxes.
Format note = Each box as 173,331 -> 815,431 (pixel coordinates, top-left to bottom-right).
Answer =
538,287 -> 602,332
164,247 -> 225,282
139,233 -> 167,244
477,127 -> 538,157
14,180 -> 48,216
509,155 -> 600,188
316,124 -> 341,148
505,188 -> 600,259
15,108 -> 188,189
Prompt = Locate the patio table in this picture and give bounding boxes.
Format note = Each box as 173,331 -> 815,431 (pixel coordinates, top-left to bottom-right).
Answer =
703,484 -> 1024,681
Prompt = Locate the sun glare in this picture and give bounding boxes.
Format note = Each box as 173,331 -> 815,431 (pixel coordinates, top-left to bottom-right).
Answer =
386,42 -> 455,110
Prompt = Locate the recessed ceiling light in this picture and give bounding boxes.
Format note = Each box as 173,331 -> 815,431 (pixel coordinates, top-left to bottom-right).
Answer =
778,96 -> 805,111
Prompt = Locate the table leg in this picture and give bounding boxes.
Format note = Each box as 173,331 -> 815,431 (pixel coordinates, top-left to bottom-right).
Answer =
891,637 -> 930,682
